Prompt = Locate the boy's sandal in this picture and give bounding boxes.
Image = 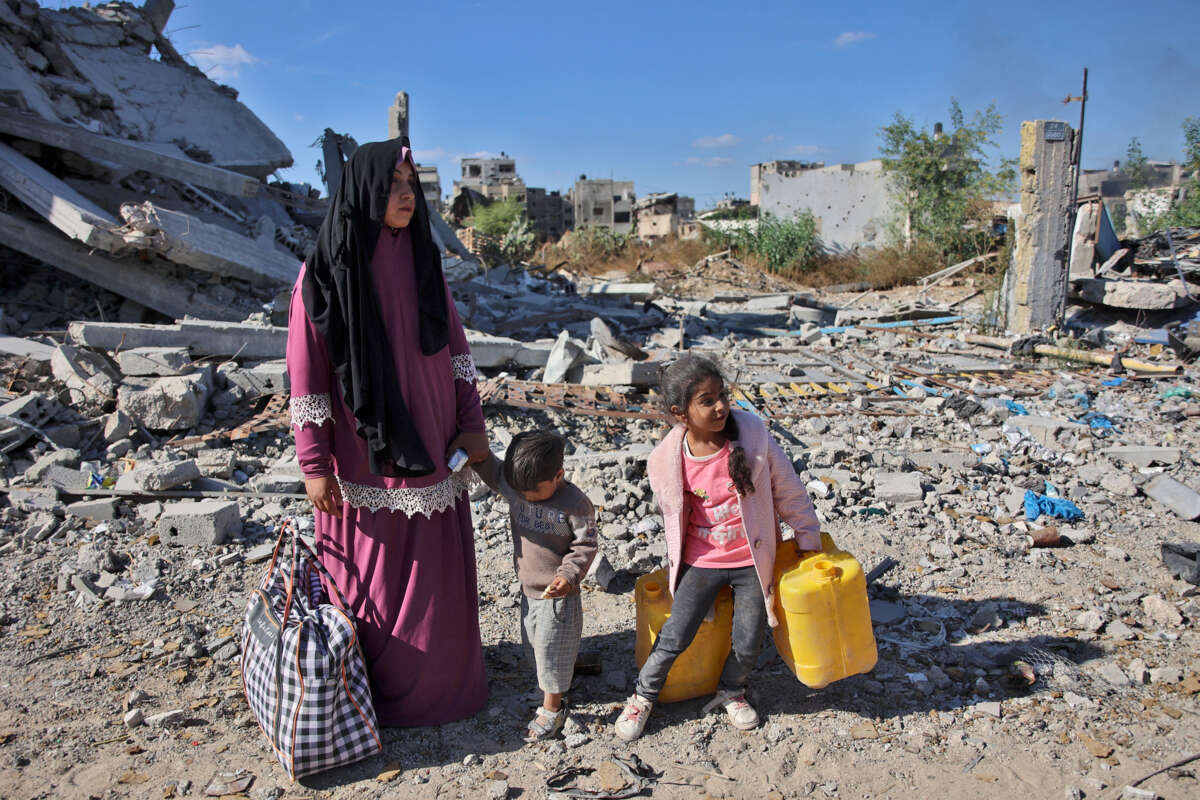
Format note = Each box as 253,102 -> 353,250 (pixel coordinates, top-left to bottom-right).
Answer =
524,703 -> 567,742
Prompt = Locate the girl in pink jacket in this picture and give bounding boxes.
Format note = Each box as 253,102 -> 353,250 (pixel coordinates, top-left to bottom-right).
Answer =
615,354 -> 821,741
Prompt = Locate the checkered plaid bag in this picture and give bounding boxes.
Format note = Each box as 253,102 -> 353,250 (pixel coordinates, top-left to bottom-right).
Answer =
241,520 -> 381,779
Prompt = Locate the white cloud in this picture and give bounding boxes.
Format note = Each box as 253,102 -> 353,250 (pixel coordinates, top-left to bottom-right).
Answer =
687,156 -> 735,168
692,133 -> 741,149
189,43 -> 260,80
294,113 -> 305,122
833,31 -> 876,48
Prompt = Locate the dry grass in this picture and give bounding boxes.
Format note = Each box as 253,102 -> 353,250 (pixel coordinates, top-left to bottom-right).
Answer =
792,243 -> 947,288
538,234 -> 715,277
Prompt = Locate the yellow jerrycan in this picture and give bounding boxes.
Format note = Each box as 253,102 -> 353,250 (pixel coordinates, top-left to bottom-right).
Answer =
772,533 -> 877,688
633,569 -> 733,702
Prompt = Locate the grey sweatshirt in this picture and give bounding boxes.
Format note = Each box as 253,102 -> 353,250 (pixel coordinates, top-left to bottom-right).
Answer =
473,454 -> 598,598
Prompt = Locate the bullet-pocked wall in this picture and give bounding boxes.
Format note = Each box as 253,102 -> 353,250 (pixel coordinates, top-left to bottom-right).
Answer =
753,160 -> 893,251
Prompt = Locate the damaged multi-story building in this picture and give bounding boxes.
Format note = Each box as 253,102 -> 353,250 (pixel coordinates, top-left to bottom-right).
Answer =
571,176 -> 635,235
633,192 -> 695,241
452,152 -> 571,239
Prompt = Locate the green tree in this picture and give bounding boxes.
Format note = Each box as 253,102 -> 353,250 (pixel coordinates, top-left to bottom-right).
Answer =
471,198 -> 525,237
1124,136 -> 1151,190
1148,117 -> 1200,229
878,99 -> 1014,262
1182,116 -> 1200,174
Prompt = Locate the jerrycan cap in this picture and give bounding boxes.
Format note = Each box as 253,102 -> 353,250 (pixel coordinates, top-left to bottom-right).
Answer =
812,559 -> 841,581
644,581 -> 663,595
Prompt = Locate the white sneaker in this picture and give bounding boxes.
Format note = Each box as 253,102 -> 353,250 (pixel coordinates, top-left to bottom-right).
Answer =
703,689 -> 759,730
614,694 -> 653,741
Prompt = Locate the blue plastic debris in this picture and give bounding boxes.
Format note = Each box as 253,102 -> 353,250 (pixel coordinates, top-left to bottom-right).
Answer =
1024,490 -> 1084,522
1101,377 -> 1125,387
970,443 -> 992,455
1072,392 -> 1091,409
1005,400 -> 1029,415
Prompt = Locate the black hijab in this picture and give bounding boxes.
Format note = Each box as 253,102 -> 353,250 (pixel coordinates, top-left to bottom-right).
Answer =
301,138 -> 449,477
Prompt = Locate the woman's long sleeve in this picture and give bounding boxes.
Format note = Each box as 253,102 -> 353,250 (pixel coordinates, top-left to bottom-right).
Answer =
446,286 -> 486,435
286,280 -> 336,479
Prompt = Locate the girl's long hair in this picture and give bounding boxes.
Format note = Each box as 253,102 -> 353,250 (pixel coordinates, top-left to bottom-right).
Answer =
658,354 -> 755,496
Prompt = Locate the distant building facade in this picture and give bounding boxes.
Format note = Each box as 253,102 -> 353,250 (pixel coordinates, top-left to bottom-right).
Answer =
751,158 -> 891,250
451,152 -> 571,239
415,164 -> 441,213
633,192 -> 695,240
454,153 -> 523,201
571,176 -> 635,235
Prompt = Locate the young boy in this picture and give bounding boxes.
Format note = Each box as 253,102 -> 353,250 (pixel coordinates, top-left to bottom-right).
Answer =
473,430 -> 598,742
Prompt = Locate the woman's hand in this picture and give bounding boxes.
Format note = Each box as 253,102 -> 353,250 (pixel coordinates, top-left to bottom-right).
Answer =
447,430 -> 490,465
305,476 -> 343,517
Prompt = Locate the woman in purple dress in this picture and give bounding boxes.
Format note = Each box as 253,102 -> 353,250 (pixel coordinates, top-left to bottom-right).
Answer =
286,139 -> 489,726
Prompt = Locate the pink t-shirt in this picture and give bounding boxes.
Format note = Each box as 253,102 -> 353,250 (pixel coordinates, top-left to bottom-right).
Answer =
681,440 -> 754,569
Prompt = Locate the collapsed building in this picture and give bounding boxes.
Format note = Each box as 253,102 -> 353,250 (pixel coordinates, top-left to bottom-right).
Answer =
571,175 -> 635,235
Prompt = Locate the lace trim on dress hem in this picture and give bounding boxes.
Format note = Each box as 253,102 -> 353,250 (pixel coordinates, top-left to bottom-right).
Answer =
290,393 -> 334,429
335,471 -> 478,518
451,353 -> 477,383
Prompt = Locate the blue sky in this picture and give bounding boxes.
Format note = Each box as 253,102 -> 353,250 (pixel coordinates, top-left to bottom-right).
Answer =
154,0 -> 1199,208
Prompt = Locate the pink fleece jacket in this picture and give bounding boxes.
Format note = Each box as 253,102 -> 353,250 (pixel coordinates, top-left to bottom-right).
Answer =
647,409 -> 821,627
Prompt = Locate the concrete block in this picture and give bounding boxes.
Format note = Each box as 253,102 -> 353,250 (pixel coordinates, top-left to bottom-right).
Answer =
115,347 -> 192,376
157,500 -> 241,547
220,359 -> 289,398
195,449 -> 237,478
586,282 -> 656,302
873,472 -> 924,503
907,450 -> 975,471
580,362 -> 660,388
66,497 -> 118,521
102,410 -> 132,444
125,459 -> 201,492
41,463 -> 90,490
0,392 -> 59,450
117,373 -> 210,431
25,448 -> 80,483
51,344 -> 117,403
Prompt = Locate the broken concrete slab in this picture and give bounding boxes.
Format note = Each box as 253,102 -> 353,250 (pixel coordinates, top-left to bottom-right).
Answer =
586,282 -> 657,302
1100,446 -> 1182,468
0,392 -> 59,452
1072,277 -> 1200,310
51,344 -> 117,403
907,450 -> 976,471
115,347 -> 192,377
873,472 -> 924,503
119,200 -> 300,287
580,362 -> 660,388
0,212 -> 248,322
0,140 -> 122,251
157,500 -> 241,547
219,360 -> 288,398
0,106 -> 261,197
65,497 -> 118,521
543,330 -> 588,384
117,459 -> 201,492
117,374 -> 210,431
465,331 -> 553,369
0,333 -> 56,363
68,320 -> 287,359
25,448 -> 80,483
1143,474 -> 1200,521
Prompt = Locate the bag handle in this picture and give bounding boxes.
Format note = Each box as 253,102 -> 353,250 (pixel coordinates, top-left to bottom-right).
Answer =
269,517 -> 353,614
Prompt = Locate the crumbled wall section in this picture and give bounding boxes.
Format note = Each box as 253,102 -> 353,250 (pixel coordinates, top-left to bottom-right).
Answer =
0,0 -> 292,177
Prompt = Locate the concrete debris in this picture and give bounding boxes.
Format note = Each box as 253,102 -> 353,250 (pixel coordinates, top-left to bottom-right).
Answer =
157,500 -> 241,547
117,373 -> 211,431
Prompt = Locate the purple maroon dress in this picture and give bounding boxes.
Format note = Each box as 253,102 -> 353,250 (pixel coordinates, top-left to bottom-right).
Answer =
286,226 -> 487,726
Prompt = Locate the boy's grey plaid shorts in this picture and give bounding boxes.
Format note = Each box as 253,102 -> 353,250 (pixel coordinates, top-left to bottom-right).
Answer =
520,592 -> 583,694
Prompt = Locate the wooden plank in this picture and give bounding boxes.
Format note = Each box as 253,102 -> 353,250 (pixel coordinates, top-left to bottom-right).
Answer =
0,107 -> 260,197
120,200 -> 299,286
0,211 -> 242,322
0,141 -> 122,251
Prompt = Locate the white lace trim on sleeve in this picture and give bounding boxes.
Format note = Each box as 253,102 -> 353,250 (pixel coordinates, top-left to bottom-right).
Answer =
335,471 -> 478,518
290,393 -> 334,429
451,353 -> 477,383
